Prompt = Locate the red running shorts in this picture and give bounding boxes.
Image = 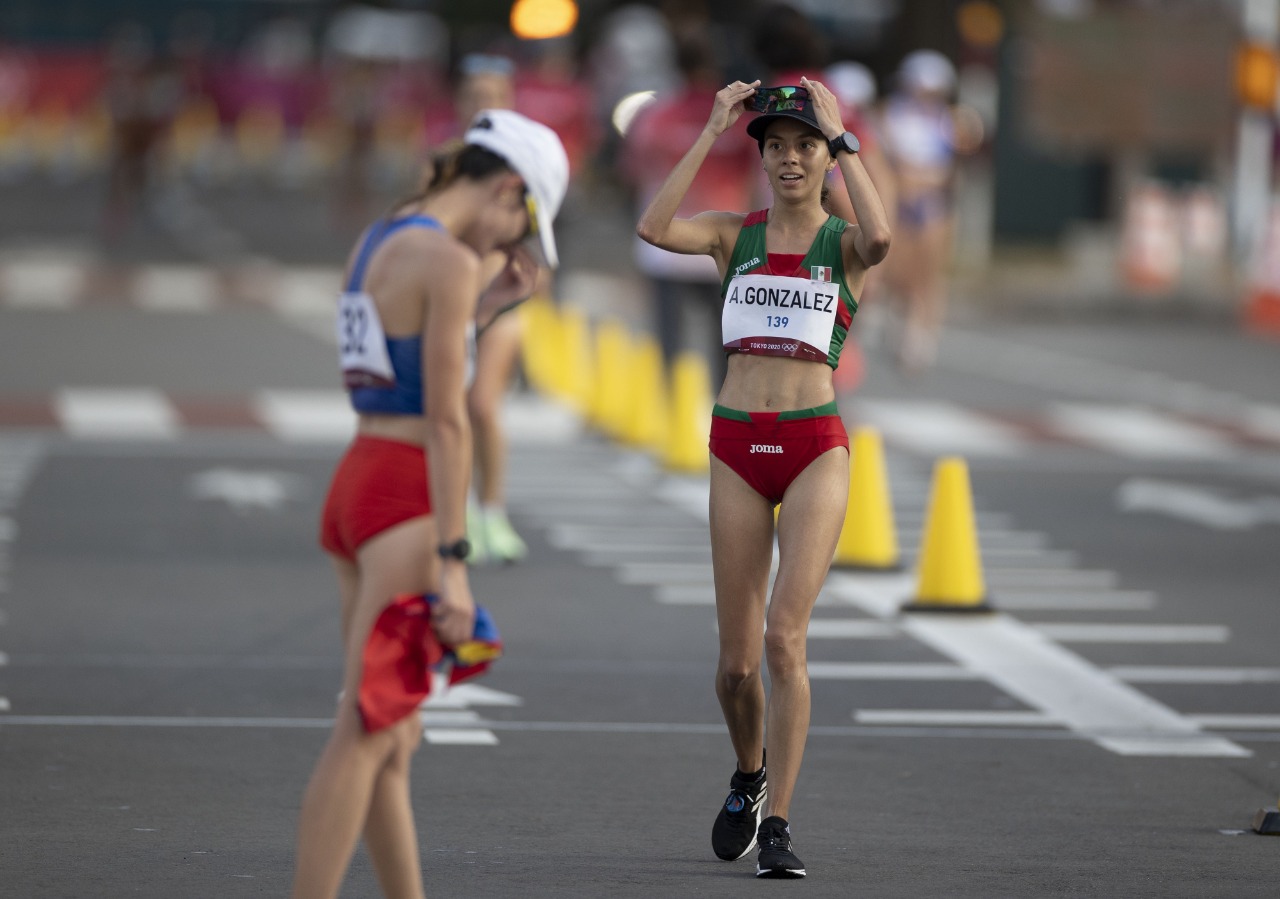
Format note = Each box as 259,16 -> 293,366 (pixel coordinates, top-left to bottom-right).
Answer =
709,410 -> 849,506
319,434 -> 432,561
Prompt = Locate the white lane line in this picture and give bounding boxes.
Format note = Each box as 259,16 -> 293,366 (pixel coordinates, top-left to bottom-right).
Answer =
852,399 -> 1029,457
1189,715 -> 1280,730
0,697 -> 9,711
1033,624 -> 1230,643
0,651 -> 8,665
1112,667 -> 1280,684
135,266 -> 218,312
985,568 -> 1118,589
826,572 -> 1248,757
0,716 -> 336,727
1242,402 -> 1280,443
252,390 -> 354,442
583,549 -> 711,569
854,710 -> 1058,727
420,710 -> 481,725
807,620 -> 901,639
654,585 -> 718,605
424,729 -> 499,745
616,562 -> 720,585
997,591 -> 1158,612
269,267 -> 342,317
1048,403 -> 1236,459
546,524 -> 708,544
809,662 -> 980,680
976,548 -> 1078,567
55,388 -> 179,440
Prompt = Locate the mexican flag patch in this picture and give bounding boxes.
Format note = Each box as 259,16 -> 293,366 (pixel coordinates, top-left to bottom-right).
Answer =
810,265 -> 832,282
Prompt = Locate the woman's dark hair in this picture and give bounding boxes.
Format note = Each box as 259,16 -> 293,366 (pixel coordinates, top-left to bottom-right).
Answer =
390,141 -> 513,214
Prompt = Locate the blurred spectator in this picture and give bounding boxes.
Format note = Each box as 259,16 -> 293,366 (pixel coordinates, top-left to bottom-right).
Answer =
879,49 -> 961,371
621,32 -> 758,388
515,39 -> 599,179
588,4 -> 678,166
101,25 -> 183,237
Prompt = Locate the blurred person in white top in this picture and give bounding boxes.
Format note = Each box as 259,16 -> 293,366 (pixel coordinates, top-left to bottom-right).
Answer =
879,50 -> 961,372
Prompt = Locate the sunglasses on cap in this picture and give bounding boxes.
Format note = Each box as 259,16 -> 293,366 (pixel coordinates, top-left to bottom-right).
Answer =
749,86 -> 810,113
524,191 -> 539,238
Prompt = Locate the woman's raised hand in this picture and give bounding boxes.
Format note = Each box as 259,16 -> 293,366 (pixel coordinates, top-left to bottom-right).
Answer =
800,76 -> 844,140
707,80 -> 761,136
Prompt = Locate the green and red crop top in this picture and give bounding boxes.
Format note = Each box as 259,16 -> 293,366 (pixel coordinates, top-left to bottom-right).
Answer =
719,209 -> 857,369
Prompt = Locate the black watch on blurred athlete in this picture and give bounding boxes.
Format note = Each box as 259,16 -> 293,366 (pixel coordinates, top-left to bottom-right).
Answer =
438,538 -> 471,561
828,131 -> 860,156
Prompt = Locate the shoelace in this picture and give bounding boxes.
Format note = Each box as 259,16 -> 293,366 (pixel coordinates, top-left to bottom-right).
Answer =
758,827 -> 790,851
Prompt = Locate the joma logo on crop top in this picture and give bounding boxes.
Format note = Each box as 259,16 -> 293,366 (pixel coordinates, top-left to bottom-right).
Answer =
733,257 -> 762,276
750,444 -> 784,454
726,284 -> 836,312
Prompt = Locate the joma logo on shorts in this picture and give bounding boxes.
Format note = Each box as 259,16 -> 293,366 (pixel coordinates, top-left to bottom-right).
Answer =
750,444 -> 783,454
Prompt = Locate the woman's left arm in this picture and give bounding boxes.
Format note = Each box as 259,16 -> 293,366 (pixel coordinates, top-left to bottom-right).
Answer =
802,76 -> 891,268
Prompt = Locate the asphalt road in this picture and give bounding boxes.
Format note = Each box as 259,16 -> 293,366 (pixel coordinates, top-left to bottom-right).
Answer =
1,177 -> 1280,897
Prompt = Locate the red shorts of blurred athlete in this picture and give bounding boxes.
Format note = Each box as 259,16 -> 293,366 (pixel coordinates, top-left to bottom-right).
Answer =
709,403 -> 849,507
319,434 -> 432,561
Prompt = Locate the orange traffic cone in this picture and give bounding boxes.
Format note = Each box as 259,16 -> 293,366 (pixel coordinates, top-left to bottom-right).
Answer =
1244,201 -> 1280,338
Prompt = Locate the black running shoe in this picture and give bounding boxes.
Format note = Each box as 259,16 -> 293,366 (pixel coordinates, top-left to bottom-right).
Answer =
711,766 -> 768,861
756,816 -> 806,878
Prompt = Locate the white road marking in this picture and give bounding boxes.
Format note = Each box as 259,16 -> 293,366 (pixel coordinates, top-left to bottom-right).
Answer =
420,682 -> 522,709
420,710 -> 481,725
1032,623 -> 1230,643
187,468 -> 306,513
1048,403 -> 1236,459
806,619 -> 901,639
1,258 -> 82,308
996,590 -> 1158,611
1111,667 -> 1280,684
852,399 -> 1028,457
616,562 -> 722,585
654,585 -> 718,605
424,729 -> 499,745
582,547 -> 712,567
1117,478 -> 1280,530
1189,714 -> 1280,729
985,568 -> 1118,589
135,266 -> 218,312
809,662 -> 980,680
55,388 -> 179,439
1242,402 -> 1280,443
826,572 -> 1248,757
269,267 -> 341,317
252,390 -> 354,442
854,710 -> 1058,726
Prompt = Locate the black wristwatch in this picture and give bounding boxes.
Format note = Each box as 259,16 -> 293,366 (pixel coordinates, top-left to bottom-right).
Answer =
437,538 -> 471,561
828,131 -> 860,156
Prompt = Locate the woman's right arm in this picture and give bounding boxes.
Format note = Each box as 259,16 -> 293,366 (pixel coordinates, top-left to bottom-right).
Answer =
635,80 -> 759,261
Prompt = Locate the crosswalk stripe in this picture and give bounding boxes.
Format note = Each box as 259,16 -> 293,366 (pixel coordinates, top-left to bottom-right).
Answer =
1112,666 -> 1280,684
852,399 -> 1028,457
423,728 -> 499,745
1032,623 -> 1230,643
1047,403 -> 1237,459
1,259 -> 83,309
854,709 -> 1057,726
55,388 -> 180,439
252,390 -> 354,442
135,266 -> 219,312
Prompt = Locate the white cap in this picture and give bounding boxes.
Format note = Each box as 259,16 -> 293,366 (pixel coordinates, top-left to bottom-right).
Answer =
464,108 -> 570,268
825,61 -> 877,109
899,49 -> 956,94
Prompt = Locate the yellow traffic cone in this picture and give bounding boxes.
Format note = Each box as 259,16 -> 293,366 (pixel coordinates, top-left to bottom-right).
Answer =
834,427 -> 900,570
662,351 -> 712,473
901,456 -> 993,613
559,307 -> 594,415
590,321 -> 630,439
517,295 -> 553,394
623,334 -> 667,451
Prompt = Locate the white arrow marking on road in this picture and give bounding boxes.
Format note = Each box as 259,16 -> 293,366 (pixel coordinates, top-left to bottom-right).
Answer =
1117,478 -> 1280,530
419,680 -> 521,746
187,468 -> 306,513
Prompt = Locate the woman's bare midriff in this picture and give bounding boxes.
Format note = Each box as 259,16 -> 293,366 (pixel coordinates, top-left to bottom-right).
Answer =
716,353 -> 835,412
356,413 -> 429,445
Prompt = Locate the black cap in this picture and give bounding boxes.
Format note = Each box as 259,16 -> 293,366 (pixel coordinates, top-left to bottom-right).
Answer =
746,88 -> 822,148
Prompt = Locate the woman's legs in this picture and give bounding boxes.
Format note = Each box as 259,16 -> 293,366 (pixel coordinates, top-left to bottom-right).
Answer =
292,517 -> 435,899
467,313 -> 526,561
709,456 -> 776,774
764,447 -> 849,821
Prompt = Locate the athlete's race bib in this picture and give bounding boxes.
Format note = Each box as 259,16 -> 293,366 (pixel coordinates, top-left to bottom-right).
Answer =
337,291 -> 396,389
722,273 -> 839,363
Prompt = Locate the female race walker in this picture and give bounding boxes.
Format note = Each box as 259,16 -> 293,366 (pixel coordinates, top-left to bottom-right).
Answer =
292,109 -> 568,899
637,76 -> 890,879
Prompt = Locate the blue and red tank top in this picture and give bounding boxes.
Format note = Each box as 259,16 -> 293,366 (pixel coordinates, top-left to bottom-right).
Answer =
720,210 -> 857,369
